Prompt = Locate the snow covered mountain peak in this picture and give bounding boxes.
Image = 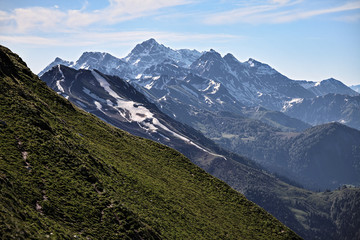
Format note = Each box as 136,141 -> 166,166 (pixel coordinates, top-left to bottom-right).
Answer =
77,51 -> 109,61
123,38 -> 201,74
190,49 -> 229,77
203,49 -> 222,59
38,57 -> 73,77
74,52 -> 119,69
143,37 -> 158,45
127,38 -> 165,58
39,38 -> 357,113
297,78 -> 359,97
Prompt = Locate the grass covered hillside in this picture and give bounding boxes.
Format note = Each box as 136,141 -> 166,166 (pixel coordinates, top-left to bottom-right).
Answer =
0,46 -> 301,239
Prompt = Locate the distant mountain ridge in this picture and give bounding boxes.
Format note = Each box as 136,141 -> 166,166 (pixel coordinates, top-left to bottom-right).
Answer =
40,38 -> 358,132
297,78 -> 359,97
282,93 -> 360,130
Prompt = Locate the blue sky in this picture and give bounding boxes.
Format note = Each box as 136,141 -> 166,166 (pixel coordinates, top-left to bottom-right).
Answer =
0,0 -> 359,85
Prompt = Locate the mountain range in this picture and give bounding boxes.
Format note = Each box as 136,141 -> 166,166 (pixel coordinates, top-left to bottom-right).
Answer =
40,39 -> 360,189
42,63 -> 360,191
1,45 -> 304,239
37,41 -> 360,239
40,39 -> 359,132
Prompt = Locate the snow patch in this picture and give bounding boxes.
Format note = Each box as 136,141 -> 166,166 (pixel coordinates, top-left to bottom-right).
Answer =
339,119 -> 347,124
56,65 -> 65,93
282,98 -> 304,112
204,96 -> 214,105
92,71 -> 123,100
158,95 -> 167,101
106,99 -> 115,106
94,101 -> 102,110
133,59 -> 141,65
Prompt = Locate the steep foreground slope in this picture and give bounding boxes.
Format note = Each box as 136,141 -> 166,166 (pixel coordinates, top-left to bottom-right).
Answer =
0,48 -> 302,238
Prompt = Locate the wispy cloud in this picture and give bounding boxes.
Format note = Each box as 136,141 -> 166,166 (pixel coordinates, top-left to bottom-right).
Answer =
0,31 -> 241,47
0,35 -> 96,47
0,0 -> 191,33
274,1 -> 360,23
204,0 -> 360,25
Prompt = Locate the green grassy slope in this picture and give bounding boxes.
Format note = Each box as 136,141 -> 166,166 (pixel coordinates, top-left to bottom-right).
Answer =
0,46 -> 301,239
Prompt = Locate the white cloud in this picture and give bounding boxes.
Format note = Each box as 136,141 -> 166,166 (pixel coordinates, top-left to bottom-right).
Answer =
204,0 -> 360,25
274,1 -> 360,23
0,0 -> 191,33
13,7 -> 67,32
0,35 -> 95,46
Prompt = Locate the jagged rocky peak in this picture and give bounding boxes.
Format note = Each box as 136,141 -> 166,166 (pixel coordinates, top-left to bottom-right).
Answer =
54,57 -> 64,62
223,53 -> 247,71
72,51 -> 128,75
321,78 -> 343,85
246,58 -> 263,67
127,38 -> 166,57
124,39 -> 201,73
205,49 -> 222,59
223,53 -> 240,64
38,57 -> 73,77
77,51 -> 110,63
245,58 -> 278,75
190,49 -> 224,68
309,78 -> 360,96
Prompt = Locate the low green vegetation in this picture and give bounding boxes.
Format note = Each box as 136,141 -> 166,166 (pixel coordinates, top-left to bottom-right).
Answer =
0,46 -> 301,239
